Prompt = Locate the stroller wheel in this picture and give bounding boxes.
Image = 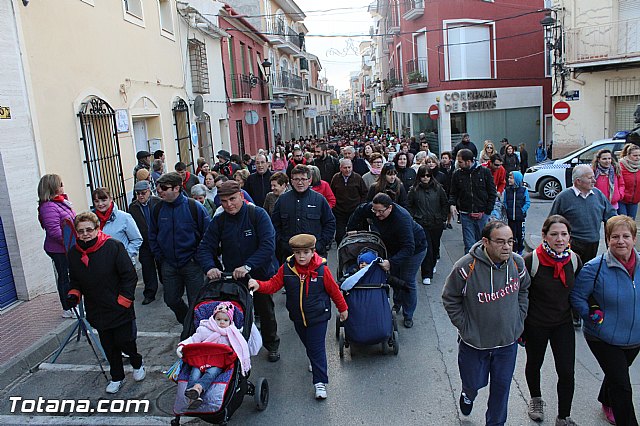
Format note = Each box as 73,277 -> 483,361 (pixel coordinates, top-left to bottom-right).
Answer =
335,316 -> 341,340
254,377 -> 269,411
339,332 -> 345,358
392,331 -> 399,355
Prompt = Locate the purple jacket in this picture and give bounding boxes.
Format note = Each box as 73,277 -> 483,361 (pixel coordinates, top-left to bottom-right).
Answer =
39,200 -> 76,253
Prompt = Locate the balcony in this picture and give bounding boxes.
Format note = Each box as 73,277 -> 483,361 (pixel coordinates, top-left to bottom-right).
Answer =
405,58 -> 428,89
272,70 -> 308,96
267,18 -> 304,55
403,0 -> 424,21
300,57 -> 309,73
384,68 -> 403,94
565,18 -> 640,67
229,73 -> 268,102
386,6 -> 400,34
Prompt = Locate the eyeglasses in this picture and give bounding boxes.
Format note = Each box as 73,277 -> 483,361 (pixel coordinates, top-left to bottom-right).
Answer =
371,206 -> 391,215
76,227 -> 96,235
135,190 -> 149,196
291,177 -> 309,183
60,182 -> 64,187
159,184 -> 174,191
489,239 -> 515,246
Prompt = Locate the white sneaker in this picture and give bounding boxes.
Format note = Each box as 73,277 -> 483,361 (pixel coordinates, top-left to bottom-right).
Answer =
106,379 -> 124,394
422,278 -> 431,285
62,310 -> 76,319
314,383 -> 327,399
133,365 -> 146,381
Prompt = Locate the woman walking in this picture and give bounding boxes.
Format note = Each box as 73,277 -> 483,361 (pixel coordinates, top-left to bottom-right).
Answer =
394,152 -> 417,190
407,166 -> 448,285
480,140 -> 496,164
523,215 -> 581,426
618,143 -> 640,218
502,144 -> 520,174
37,174 -> 76,318
367,162 -> 408,207
592,149 -> 625,210
519,143 -> 530,174
571,215 -> 640,426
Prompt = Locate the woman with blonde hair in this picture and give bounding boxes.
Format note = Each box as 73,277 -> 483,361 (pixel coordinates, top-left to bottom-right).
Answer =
480,140 -> 496,163
592,149 -> 625,210
233,169 -> 250,189
37,174 -> 76,318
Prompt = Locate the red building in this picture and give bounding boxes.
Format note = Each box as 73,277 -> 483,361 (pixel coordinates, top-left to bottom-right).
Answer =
219,5 -> 272,156
371,0 -> 552,155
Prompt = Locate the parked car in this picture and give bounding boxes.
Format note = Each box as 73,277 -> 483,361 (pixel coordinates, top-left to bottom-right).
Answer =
523,138 -> 626,200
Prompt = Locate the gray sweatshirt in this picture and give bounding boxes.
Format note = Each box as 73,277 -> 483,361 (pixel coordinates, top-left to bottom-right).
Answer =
442,241 -> 530,349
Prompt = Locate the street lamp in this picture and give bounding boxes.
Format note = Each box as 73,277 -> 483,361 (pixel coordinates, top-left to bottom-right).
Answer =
261,59 -> 272,83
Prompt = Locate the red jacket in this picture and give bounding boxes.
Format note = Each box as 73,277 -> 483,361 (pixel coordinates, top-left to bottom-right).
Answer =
483,162 -> 506,195
621,162 -> 640,204
594,171 -> 625,207
312,180 -> 337,209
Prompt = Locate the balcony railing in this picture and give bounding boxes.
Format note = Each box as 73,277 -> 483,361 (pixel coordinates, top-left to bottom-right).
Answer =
385,4 -> 400,34
403,0 -> 424,21
384,68 -> 403,92
272,70 -> 307,93
229,73 -> 268,101
565,18 -> 640,66
406,58 -> 428,85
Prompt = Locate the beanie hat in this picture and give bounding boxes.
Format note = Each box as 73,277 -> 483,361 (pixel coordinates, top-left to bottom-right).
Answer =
357,250 -> 377,265
213,302 -> 235,323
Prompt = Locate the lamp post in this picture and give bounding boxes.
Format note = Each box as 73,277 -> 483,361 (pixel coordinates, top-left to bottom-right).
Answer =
261,59 -> 272,83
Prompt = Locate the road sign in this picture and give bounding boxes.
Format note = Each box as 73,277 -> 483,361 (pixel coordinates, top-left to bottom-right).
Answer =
553,101 -> 571,121
428,104 -> 439,120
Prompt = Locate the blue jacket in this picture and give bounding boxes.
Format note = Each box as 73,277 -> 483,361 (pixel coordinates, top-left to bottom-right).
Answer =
271,188 -> 336,254
283,256 -> 331,326
535,146 -> 547,163
244,170 -> 273,208
97,203 -> 143,262
347,202 -> 427,270
502,171 -> 530,221
196,204 -> 278,280
148,193 -> 211,268
571,250 -> 640,347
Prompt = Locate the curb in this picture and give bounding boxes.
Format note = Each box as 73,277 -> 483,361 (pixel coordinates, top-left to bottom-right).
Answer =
0,319 -> 75,390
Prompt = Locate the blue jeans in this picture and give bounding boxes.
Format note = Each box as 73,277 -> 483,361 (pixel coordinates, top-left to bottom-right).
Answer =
618,202 -> 639,220
47,251 -> 70,310
460,213 -> 490,254
294,320 -> 328,384
458,340 -> 518,426
392,248 -> 426,320
187,365 -> 223,392
161,259 -> 205,324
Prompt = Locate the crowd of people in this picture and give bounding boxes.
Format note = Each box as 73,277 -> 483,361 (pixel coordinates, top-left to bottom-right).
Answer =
35,122 -> 640,424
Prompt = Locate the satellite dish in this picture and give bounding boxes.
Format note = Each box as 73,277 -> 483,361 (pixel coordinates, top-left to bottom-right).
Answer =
193,95 -> 204,118
245,110 -> 259,125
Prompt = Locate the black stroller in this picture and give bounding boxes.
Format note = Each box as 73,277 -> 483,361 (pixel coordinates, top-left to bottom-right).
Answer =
335,231 -> 399,356
171,275 -> 268,425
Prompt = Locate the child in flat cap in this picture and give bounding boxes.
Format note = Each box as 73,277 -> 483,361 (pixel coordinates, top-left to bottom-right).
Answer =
248,233 -> 348,400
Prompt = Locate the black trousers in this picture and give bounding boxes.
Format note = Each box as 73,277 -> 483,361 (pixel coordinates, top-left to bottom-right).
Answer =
98,321 -> 143,382
334,210 -> 350,246
587,339 -> 640,426
570,238 -> 599,264
508,220 -> 525,254
139,245 -> 161,299
420,225 -> 442,279
524,321 -> 575,419
253,292 -> 280,352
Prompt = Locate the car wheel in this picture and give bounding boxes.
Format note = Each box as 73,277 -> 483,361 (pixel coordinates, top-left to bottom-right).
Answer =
539,177 -> 561,200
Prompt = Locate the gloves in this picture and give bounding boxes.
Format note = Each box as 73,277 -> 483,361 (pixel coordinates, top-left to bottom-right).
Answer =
66,294 -> 79,309
176,345 -> 183,359
589,305 -> 604,325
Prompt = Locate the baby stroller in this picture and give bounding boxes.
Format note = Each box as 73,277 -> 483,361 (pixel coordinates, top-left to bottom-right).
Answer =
171,274 -> 268,426
335,231 -> 399,356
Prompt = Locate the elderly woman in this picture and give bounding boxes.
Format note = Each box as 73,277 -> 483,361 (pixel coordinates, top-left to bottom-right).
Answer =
309,165 -> 336,209
412,151 -> 427,172
367,162 -> 408,207
523,215 -> 582,426
203,171 -> 217,202
347,193 -> 427,328
91,188 -> 142,264
66,212 -> 145,394
37,174 -> 76,318
234,169 -> 250,189
619,143 -> 640,218
263,172 -> 289,216
571,215 -> 640,426
362,153 -> 385,188
191,184 -> 216,218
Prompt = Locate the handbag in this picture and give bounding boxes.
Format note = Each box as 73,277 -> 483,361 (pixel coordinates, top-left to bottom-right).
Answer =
166,359 -> 182,383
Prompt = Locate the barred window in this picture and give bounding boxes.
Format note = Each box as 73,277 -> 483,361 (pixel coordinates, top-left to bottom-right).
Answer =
188,38 -> 210,94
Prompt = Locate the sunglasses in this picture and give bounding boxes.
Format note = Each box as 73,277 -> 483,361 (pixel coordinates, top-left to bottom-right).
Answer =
159,184 -> 175,191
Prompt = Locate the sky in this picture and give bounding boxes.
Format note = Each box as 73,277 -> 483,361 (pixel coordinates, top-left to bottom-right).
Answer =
294,0 -> 375,92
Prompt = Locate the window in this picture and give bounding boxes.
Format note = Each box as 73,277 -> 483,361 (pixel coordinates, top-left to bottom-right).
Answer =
445,23 -> 493,80
158,0 -> 174,34
188,38 -> 210,94
240,43 -> 247,74
124,0 -> 143,18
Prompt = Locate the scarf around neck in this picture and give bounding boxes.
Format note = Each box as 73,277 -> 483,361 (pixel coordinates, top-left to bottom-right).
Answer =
95,202 -> 114,230
536,241 -> 572,287
621,156 -> 640,173
75,231 -> 110,267
198,316 -> 251,374
594,164 -> 615,201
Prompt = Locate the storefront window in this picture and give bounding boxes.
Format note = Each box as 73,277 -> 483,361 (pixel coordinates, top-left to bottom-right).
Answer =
413,113 -> 440,155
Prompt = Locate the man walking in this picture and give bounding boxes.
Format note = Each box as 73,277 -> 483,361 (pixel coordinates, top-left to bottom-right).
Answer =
442,221 -> 530,426
244,154 -> 272,207
330,158 -> 367,244
449,149 -> 497,253
149,172 -> 211,324
128,180 -> 162,305
313,143 -> 340,183
452,133 -> 478,160
197,181 -> 281,362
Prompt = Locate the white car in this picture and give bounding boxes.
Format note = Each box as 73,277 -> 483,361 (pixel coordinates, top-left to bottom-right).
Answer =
523,138 -> 627,199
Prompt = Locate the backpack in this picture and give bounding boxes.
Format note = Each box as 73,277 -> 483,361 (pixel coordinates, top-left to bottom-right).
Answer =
152,197 -> 203,242
530,250 -> 579,278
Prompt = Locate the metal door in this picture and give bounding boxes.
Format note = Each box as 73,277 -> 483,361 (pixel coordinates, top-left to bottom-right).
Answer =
173,99 -> 194,170
0,215 -> 18,309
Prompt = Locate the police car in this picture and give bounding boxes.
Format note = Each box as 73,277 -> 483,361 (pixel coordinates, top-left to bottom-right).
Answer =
523,138 -> 626,200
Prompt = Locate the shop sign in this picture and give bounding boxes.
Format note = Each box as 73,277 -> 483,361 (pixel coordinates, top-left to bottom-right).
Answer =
565,90 -> 580,101
443,90 -> 497,113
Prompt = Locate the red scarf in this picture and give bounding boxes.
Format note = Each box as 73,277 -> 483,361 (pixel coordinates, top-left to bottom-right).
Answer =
75,231 -> 110,267
51,194 -> 66,203
94,202 -> 114,230
289,158 -> 307,167
183,171 -> 192,188
292,253 -> 324,295
617,252 -> 636,278
535,245 -> 572,287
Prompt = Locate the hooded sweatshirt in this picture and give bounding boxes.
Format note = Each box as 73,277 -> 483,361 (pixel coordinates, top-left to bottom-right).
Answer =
442,241 -> 530,349
502,171 -> 530,221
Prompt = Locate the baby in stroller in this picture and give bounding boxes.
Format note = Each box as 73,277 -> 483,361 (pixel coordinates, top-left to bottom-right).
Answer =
177,303 -> 250,409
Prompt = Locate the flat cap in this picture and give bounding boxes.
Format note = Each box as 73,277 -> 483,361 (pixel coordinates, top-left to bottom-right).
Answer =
133,180 -> 150,191
217,180 -> 241,197
136,150 -> 152,160
289,234 -> 316,250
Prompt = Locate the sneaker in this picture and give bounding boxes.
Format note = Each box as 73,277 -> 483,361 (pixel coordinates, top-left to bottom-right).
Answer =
106,380 -> 124,394
268,350 -> 280,362
422,278 -> 431,285
446,223 -> 453,229
602,404 -> 616,425
555,417 -> 578,426
62,310 -> 76,319
185,386 -> 201,401
314,383 -> 327,399
403,318 -> 413,328
459,392 -> 473,416
132,365 -> 146,381
392,304 -> 401,313
528,397 -> 545,422
188,397 -> 203,409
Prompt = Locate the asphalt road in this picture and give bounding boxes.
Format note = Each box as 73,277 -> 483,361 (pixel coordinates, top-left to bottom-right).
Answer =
0,197 -> 637,425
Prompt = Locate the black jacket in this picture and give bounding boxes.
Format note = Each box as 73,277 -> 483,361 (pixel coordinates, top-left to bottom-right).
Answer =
407,183 -> 449,229
438,165 -> 454,195
449,163 -> 497,215
452,140 -> 478,159
502,153 -> 520,174
244,170 -> 273,207
68,238 -> 137,331
128,196 -> 161,245
396,167 -> 416,190
367,180 -> 408,208
313,155 -> 340,183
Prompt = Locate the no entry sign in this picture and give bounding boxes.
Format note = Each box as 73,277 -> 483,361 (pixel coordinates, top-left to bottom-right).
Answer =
553,101 -> 571,121
428,104 -> 439,120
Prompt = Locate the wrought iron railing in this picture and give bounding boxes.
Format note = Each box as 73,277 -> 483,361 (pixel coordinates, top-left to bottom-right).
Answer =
406,58 -> 428,84
272,70 -> 306,92
565,18 -> 640,64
